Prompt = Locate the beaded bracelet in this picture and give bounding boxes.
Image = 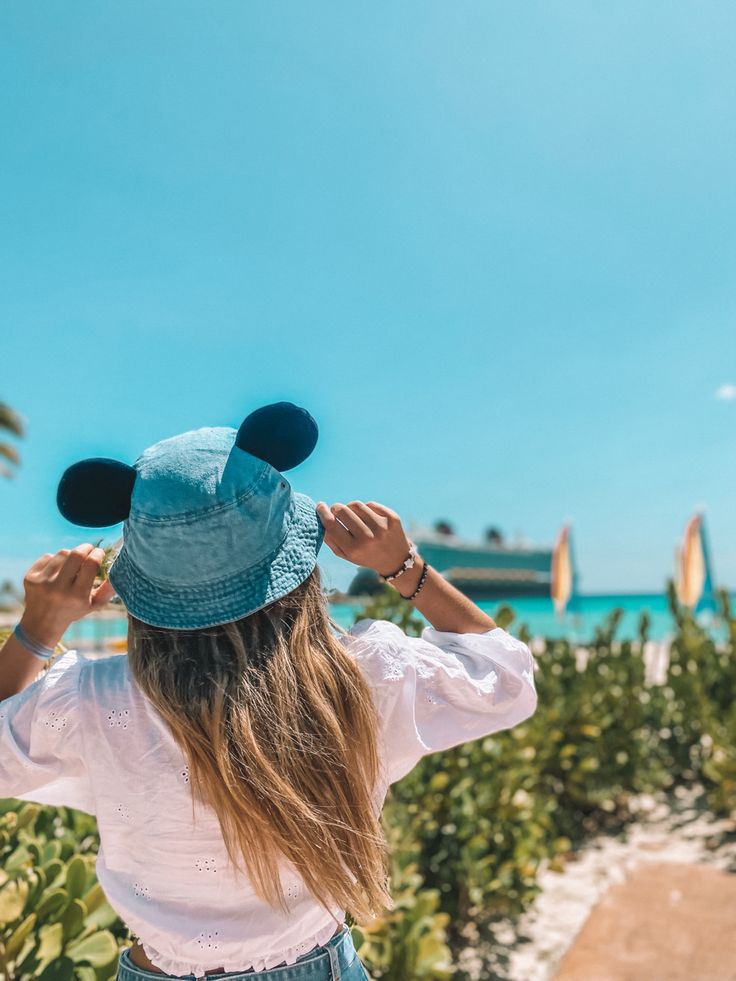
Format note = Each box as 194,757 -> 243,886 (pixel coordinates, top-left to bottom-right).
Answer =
398,561 -> 431,601
13,622 -> 57,662
380,541 -> 419,583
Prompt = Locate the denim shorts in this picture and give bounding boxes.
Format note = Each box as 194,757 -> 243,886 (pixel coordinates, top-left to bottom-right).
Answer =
115,925 -> 370,981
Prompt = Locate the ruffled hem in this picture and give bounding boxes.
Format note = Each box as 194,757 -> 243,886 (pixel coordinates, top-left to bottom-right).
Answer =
138,917 -> 344,978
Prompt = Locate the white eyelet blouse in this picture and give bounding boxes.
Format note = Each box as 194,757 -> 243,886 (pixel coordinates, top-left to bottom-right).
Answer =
0,618 -> 537,979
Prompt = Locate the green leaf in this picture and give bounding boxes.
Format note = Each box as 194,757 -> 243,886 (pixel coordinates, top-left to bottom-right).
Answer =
26,867 -> 49,910
429,772 -> 450,791
4,911 -> 38,961
81,883 -> 106,915
493,604 -> 516,630
35,888 -> 68,922
43,859 -> 65,888
0,879 -> 29,923
5,843 -> 32,873
65,855 -> 88,900
37,955 -> 75,981
60,898 -> 86,941
66,930 -> 119,968
37,921 -> 64,963
83,899 -> 119,931
16,803 -> 40,830
41,839 -> 63,863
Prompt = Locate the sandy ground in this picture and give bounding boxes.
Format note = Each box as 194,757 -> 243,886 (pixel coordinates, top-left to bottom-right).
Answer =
553,861 -> 736,981
455,785 -> 736,981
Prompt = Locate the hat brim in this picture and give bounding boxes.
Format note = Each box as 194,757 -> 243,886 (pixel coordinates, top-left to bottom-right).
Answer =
108,492 -> 325,630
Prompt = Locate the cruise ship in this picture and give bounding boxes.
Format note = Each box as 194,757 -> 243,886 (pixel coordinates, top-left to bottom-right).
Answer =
346,519 -> 573,600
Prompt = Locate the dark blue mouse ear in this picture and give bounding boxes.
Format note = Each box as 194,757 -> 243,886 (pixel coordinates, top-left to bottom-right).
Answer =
57,458 -> 137,527
235,402 -> 318,472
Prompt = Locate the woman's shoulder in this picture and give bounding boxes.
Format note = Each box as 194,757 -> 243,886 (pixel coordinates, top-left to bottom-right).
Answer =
73,651 -> 134,699
76,650 -> 129,673
337,617 -> 436,687
340,617 -> 409,645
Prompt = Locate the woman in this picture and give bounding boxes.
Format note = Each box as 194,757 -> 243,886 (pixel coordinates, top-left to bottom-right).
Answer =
0,402 -> 537,981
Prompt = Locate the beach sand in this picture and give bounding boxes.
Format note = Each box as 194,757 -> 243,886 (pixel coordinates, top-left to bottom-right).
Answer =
456,785 -> 736,981
554,861 -> 736,981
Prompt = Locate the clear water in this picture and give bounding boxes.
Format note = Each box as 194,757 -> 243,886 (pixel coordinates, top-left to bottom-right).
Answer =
62,592 -> 736,647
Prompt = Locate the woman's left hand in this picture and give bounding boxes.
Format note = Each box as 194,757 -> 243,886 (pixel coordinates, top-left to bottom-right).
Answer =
19,544 -> 116,649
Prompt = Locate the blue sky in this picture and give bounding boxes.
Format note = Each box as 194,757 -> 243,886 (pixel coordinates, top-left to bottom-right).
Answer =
1,1 -> 735,594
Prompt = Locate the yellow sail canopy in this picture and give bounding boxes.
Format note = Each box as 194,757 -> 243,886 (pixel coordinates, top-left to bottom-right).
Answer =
551,524 -> 573,614
676,513 -> 706,609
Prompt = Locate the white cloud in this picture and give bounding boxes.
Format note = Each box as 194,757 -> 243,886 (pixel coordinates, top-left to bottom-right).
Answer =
715,383 -> 736,401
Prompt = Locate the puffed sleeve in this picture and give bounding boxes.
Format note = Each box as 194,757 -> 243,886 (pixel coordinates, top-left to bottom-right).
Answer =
0,649 -> 96,815
345,618 -> 538,785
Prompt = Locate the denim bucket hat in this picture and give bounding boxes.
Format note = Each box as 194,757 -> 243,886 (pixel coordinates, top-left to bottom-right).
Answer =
55,402 -> 325,629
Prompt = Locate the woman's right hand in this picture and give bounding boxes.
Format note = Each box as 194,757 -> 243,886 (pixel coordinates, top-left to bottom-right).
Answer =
317,499 -> 497,632
315,500 -> 413,577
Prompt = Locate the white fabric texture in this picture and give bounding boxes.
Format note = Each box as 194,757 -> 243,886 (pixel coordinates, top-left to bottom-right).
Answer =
0,618 -> 537,978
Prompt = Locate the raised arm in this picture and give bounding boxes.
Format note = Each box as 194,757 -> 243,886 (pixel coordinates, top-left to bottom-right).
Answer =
316,500 -> 496,634
0,544 -> 114,700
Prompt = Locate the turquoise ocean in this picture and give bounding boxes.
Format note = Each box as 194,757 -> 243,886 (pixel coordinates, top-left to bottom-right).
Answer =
63,591 -> 736,648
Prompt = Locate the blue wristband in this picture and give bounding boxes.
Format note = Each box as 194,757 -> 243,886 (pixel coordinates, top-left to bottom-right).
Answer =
13,622 -> 57,662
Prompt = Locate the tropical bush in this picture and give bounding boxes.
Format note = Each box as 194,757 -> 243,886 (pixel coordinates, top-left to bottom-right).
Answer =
352,582 -> 736,966
0,583 -> 734,978
347,821 -> 453,980
0,802 -> 121,980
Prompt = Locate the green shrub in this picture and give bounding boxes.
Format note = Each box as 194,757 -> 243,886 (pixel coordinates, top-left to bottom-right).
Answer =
1,581 -> 734,980
0,803 -> 123,980
351,583 -> 736,968
348,821 -> 453,980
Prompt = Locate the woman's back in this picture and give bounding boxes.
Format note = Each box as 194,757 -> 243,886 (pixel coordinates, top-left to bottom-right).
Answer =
9,613 -> 536,977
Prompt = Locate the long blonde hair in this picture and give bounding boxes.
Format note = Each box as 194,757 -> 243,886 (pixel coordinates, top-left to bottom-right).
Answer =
126,564 -> 393,924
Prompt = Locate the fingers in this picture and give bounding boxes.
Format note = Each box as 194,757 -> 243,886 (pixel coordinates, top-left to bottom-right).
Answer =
71,546 -> 106,597
330,503 -> 373,539
316,502 -> 354,554
56,544 -> 97,585
24,552 -> 56,580
327,539 -> 348,559
37,550 -> 71,579
91,577 -> 116,608
316,500 -> 399,562
366,501 -> 399,524
26,544 -> 100,586
346,501 -> 387,533
21,543 -> 112,644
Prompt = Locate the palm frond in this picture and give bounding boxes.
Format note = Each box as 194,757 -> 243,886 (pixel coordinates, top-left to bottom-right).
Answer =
0,403 -> 24,478
0,442 -> 21,465
0,403 -> 25,438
